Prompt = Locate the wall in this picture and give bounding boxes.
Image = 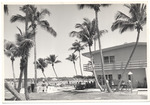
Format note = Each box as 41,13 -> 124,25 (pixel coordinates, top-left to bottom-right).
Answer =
93,45 -> 147,63
96,68 -> 146,88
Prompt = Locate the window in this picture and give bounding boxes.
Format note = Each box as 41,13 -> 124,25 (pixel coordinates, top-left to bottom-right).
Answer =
110,56 -> 115,63
118,74 -> 121,80
98,74 -> 113,85
105,75 -> 108,80
104,56 -> 109,64
105,74 -> 113,80
104,56 -> 115,64
108,74 -> 113,80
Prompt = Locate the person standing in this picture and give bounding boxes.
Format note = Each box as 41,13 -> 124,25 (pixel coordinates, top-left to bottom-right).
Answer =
31,79 -> 35,92
42,80 -> 47,92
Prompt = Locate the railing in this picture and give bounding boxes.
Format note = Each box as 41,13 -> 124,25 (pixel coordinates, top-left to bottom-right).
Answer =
83,60 -> 147,72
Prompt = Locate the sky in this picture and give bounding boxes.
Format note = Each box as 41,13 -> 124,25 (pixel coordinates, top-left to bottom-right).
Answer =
4,4 -> 147,79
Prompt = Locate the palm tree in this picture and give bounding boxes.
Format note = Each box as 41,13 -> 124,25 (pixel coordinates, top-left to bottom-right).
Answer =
17,31 -> 34,100
10,5 -> 34,99
15,27 -> 34,93
15,26 -> 34,100
26,5 -> 57,91
69,40 -> 84,76
70,18 -> 103,91
78,4 -> 112,93
4,40 -> 18,89
46,55 -> 61,78
66,53 -> 78,76
36,58 -> 50,85
111,4 -> 146,90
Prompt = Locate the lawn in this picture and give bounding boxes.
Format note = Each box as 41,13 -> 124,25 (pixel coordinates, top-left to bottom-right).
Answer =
5,88 -> 147,101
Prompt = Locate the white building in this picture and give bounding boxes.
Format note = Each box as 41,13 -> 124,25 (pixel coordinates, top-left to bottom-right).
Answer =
82,42 -> 147,88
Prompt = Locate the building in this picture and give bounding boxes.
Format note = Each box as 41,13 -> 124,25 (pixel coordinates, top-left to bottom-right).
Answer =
82,42 -> 147,88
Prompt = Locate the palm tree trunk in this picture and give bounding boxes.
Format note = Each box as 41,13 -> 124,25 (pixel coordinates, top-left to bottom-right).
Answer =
11,60 -> 16,89
79,51 -> 83,76
73,62 -> 78,76
24,57 -> 29,100
17,69 -> 24,93
95,10 -> 112,93
33,31 -> 37,92
52,65 -> 58,78
17,57 -> 24,93
24,8 -> 29,100
117,30 -> 140,91
5,80 -> 24,100
42,71 -> 50,85
94,39 -> 96,51
89,45 -> 103,91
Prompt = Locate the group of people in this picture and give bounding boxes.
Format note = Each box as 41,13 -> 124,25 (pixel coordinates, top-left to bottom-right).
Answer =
75,81 -> 96,90
85,81 -> 96,88
27,79 -> 48,93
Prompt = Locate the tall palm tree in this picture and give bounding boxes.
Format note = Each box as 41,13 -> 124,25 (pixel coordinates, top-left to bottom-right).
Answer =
66,53 -> 78,76
78,4 -> 112,93
11,5 -> 33,100
15,27 -> 34,93
36,58 -> 50,85
111,4 -> 146,90
46,55 -> 61,78
69,40 -> 84,76
26,5 -> 57,90
70,18 -> 103,91
4,40 -> 18,89
15,26 -> 34,100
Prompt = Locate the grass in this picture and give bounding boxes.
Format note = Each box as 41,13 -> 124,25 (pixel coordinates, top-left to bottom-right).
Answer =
5,87 -> 147,101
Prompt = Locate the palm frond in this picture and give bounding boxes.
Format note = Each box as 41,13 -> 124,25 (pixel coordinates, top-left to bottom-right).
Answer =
115,11 -> 131,20
4,40 -> 19,57
100,4 -> 111,7
124,4 -> 130,9
78,4 -> 110,11
46,54 -> 60,65
47,27 -> 57,37
38,58 -> 48,68
24,31 -> 35,40
19,5 -> 31,14
39,9 -> 50,17
70,31 -> 80,38
18,39 -> 34,56
55,60 -> 61,63
78,4 -> 85,10
120,23 -> 135,33
4,49 -> 11,57
38,20 -> 57,37
112,4 -> 146,33
66,53 -> 78,62
75,23 -> 84,29
69,40 -> 85,53
4,40 -> 16,50
10,14 -> 26,23
16,33 -> 24,44
17,27 -> 23,36
99,29 -> 108,35
4,5 -> 8,14
111,20 -> 134,32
